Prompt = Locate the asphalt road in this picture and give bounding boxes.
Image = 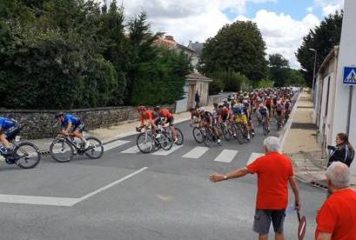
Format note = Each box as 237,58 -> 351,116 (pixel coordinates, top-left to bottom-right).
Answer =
0,120 -> 325,240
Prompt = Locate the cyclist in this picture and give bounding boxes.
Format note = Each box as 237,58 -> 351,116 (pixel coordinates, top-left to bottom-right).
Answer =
190,107 -> 201,127
275,100 -> 284,127
153,106 -> 178,143
199,107 -> 222,144
0,117 -> 21,155
265,96 -> 273,117
284,98 -> 292,122
232,103 -> 251,140
54,112 -> 89,149
243,99 -> 255,136
258,103 -> 270,132
137,106 -> 157,131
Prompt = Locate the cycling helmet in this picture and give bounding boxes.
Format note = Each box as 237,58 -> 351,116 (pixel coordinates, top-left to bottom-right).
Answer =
54,112 -> 64,119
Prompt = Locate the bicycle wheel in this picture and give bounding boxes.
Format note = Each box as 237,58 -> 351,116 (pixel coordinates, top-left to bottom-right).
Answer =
49,139 -> 74,162
234,124 -> 244,144
263,121 -> 269,136
203,129 -> 214,147
192,127 -> 204,143
174,128 -> 184,145
158,132 -> 173,151
84,137 -> 104,159
221,124 -> 232,141
14,142 -> 41,169
136,132 -> 154,153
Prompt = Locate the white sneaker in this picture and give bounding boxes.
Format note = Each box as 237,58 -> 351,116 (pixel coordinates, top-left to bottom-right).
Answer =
217,139 -> 222,144
84,142 -> 90,149
156,133 -> 161,139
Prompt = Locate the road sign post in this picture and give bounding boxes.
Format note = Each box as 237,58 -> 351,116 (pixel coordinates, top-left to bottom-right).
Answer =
344,66 -> 356,135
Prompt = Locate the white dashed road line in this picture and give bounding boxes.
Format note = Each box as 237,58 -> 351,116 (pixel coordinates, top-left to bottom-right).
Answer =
182,146 -> 209,159
214,149 -> 238,163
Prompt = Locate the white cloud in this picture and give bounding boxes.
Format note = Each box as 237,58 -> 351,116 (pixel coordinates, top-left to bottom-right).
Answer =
118,0 -> 321,69
307,6 -> 313,13
237,10 -> 320,68
314,0 -> 344,15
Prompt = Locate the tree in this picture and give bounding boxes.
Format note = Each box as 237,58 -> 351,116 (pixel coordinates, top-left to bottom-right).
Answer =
296,11 -> 343,87
268,54 -> 290,87
199,20 -> 268,82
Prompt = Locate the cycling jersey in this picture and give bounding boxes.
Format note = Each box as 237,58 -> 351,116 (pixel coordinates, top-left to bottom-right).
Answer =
232,105 -> 244,115
0,117 -> 16,130
265,99 -> 272,107
62,114 -> 81,128
259,106 -> 268,117
159,108 -> 173,119
158,108 -> 174,126
140,110 -> 154,125
201,111 -> 213,123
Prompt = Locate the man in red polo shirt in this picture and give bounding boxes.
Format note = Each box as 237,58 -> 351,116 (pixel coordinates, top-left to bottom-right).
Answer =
210,136 -> 301,240
315,162 -> 356,240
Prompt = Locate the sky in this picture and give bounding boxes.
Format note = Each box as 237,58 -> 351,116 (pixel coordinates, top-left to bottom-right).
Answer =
115,0 -> 344,69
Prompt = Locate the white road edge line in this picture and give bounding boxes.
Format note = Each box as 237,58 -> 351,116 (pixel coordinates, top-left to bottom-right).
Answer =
0,195 -> 78,207
280,93 -> 302,151
74,167 -> 148,206
0,167 -> 148,207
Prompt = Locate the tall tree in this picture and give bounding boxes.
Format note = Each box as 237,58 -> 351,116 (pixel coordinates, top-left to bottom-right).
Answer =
296,11 -> 343,87
268,54 -> 290,87
199,20 -> 268,81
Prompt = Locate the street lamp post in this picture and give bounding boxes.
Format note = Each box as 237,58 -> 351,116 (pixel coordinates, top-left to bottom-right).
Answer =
309,48 -> 317,103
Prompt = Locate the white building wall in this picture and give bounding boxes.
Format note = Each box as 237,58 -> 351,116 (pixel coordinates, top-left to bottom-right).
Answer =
333,0 -> 356,146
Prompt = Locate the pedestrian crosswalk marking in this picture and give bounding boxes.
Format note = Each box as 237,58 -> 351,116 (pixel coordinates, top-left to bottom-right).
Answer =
121,145 -> 141,154
247,152 -> 264,165
182,146 -> 209,159
152,145 -> 183,156
214,149 -> 238,163
104,140 -> 130,152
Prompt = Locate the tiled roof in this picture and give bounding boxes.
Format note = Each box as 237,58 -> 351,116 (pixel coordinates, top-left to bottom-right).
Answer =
188,41 -> 204,55
186,72 -> 212,81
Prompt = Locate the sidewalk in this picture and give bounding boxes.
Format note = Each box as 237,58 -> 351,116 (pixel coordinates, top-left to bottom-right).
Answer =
283,90 -> 356,188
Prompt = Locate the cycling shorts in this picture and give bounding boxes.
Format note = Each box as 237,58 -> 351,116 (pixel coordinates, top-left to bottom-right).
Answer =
235,114 -> 248,125
5,125 -> 21,141
166,116 -> 174,126
73,123 -> 85,132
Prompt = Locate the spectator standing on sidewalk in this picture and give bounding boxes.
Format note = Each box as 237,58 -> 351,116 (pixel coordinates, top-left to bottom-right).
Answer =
210,136 -> 301,240
194,90 -> 200,108
315,162 -> 356,240
327,133 -> 355,167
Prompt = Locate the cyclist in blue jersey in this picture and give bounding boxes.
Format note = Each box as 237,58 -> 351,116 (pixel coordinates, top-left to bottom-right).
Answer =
258,103 -> 270,132
0,117 -> 21,155
55,112 -> 89,149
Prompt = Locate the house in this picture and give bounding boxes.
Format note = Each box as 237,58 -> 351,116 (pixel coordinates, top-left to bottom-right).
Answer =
154,35 -> 211,112
313,0 -> 356,174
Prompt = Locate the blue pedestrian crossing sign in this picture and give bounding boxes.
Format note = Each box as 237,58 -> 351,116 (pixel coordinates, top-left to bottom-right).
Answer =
343,67 -> 356,85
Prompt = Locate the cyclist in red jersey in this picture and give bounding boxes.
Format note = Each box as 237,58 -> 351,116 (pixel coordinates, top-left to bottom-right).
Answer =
136,106 -> 157,131
154,106 -> 178,143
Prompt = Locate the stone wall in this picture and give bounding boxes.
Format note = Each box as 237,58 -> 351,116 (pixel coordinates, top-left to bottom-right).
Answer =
0,104 -> 175,139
